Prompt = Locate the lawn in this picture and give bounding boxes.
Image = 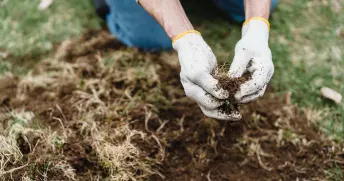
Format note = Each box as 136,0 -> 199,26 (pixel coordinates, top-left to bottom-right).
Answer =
0,0 -> 100,73
0,0 -> 343,180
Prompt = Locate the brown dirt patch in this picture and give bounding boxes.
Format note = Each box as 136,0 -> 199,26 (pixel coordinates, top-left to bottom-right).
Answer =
0,30 -> 342,180
143,93 -> 331,181
0,75 -> 18,106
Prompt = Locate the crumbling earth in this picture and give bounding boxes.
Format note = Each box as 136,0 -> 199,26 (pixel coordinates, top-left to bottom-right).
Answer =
213,70 -> 251,116
0,30 -> 342,181
214,70 -> 251,102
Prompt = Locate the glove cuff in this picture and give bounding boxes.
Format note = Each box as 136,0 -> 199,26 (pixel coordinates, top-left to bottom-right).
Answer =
243,17 -> 270,31
241,19 -> 270,40
172,30 -> 201,45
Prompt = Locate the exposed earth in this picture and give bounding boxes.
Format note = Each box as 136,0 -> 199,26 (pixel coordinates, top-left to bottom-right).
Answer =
0,30 -> 342,181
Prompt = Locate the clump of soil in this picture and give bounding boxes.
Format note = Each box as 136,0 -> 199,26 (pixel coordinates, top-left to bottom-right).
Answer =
0,30 -> 342,181
213,69 -> 251,116
215,72 -> 251,101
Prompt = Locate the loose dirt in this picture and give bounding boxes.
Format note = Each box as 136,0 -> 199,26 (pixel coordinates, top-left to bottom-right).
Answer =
213,71 -> 251,116
214,71 -> 251,102
0,30 -> 341,180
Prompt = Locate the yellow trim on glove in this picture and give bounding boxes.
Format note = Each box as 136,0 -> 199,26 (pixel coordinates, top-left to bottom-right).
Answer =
243,17 -> 270,31
172,30 -> 201,45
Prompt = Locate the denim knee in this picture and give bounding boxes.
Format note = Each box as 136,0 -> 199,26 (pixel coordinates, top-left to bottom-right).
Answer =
105,0 -> 172,51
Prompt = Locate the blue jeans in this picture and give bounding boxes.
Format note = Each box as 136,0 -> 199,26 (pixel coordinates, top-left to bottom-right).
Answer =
106,0 -> 279,51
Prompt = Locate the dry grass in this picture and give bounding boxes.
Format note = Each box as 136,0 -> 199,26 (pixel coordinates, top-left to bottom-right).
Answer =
0,135 -> 23,175
0,109 -> 70,179
53,161 -> 76,180
0,110 -> 33,177
94,127 -> 157,181
77,112 -> 162,181
0,33 -> 165,180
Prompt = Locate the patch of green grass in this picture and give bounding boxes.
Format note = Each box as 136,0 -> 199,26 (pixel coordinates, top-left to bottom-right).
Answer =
269,0 -> 344,140
325,164 -> 344,181
0,61 -> 11,76
0,0 -> 101,58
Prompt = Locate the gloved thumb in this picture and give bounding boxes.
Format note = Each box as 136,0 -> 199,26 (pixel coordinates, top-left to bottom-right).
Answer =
228,48 -> 250,78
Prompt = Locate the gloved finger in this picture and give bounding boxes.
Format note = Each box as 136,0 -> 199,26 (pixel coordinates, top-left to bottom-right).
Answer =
267,65 -> 274,82
193,73 -> 229,100
228,49 -> 250,78
238,85 -> 267,103
181,78 -> 224,109
235,60 -> 269,101
198,104 -> 242,121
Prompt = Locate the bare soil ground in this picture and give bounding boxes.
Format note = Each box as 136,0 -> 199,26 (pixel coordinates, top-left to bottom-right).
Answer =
0,30 -> 342,181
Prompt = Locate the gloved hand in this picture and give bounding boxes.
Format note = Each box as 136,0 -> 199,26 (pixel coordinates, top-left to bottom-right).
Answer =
229,18 -> 274,103
173,31 -> 242,121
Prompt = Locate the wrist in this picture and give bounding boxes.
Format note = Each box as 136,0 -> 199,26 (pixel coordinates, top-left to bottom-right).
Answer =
138,0 -> 194,40
166,24 -> 194,40
244,0 -> 271,22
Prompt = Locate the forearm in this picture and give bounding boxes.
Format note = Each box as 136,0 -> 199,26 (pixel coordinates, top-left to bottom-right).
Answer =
244,0 -> 271,20
138,0 -> 193,39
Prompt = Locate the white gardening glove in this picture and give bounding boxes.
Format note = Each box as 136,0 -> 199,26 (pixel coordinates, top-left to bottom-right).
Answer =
229,18 -> 274,103
173,31 -> 242,121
